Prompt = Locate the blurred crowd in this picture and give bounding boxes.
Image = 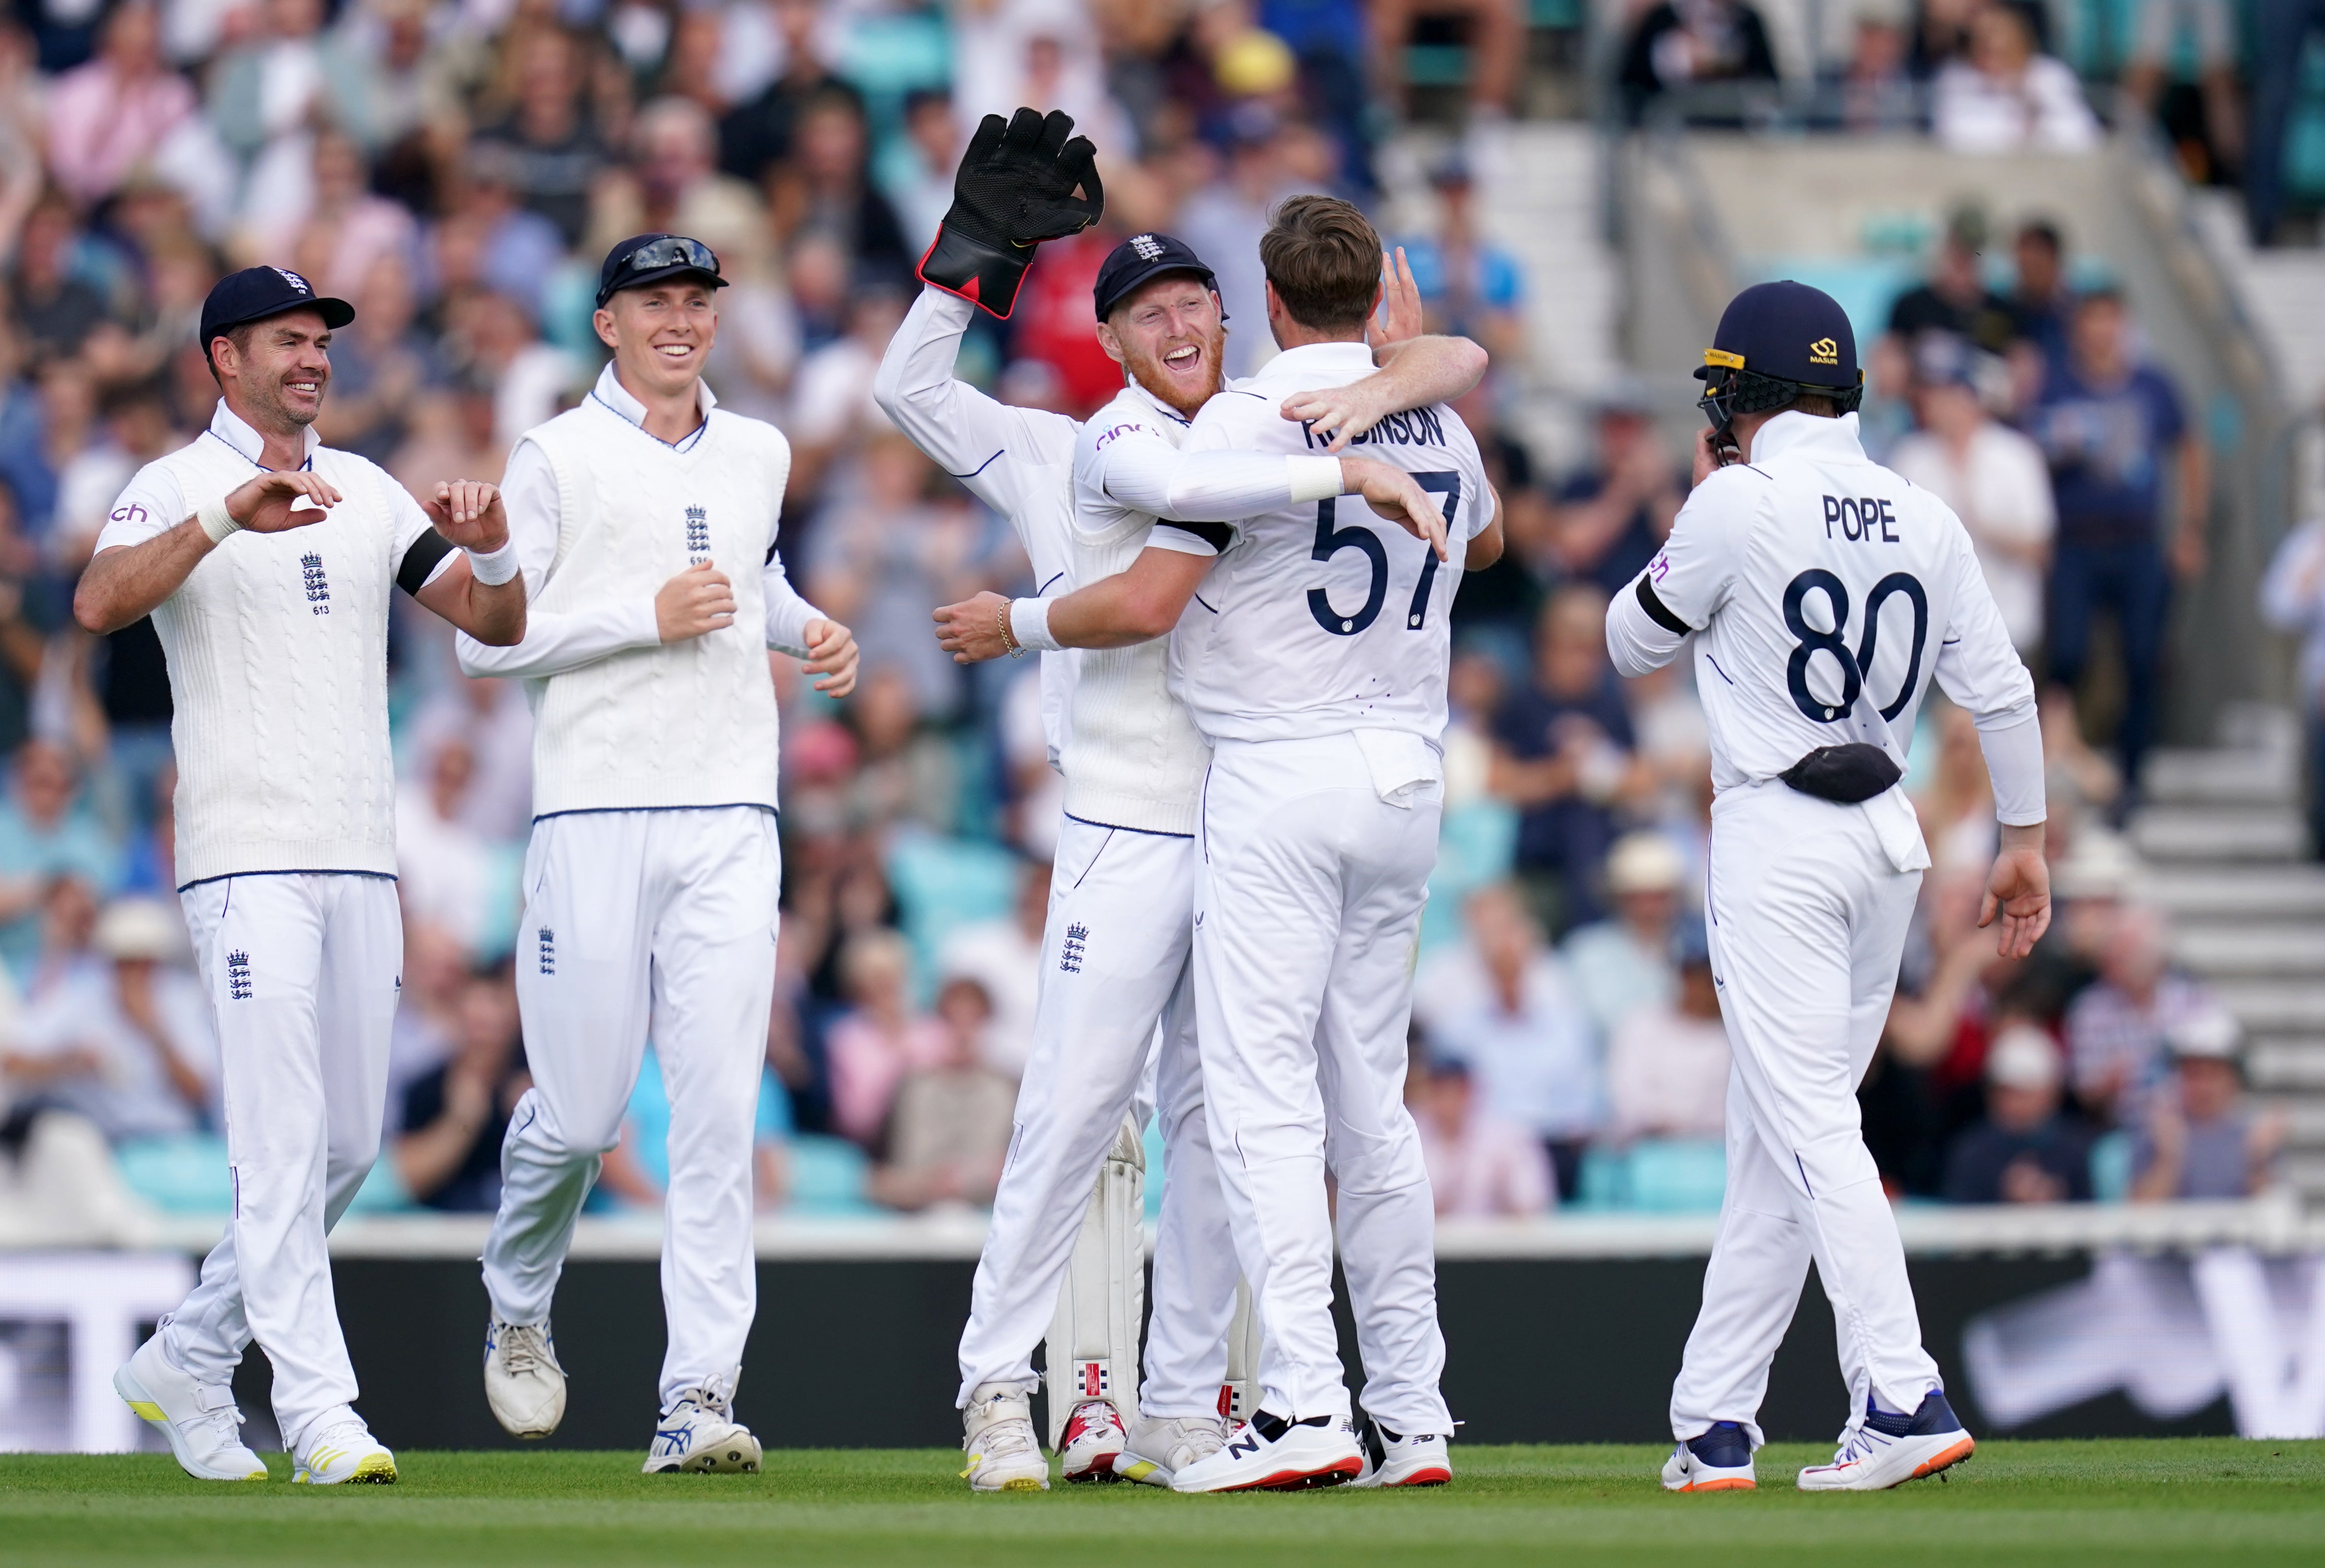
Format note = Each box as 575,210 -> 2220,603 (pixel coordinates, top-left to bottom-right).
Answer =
0,0 -> 2285,1241
1615,0 -> 2324,246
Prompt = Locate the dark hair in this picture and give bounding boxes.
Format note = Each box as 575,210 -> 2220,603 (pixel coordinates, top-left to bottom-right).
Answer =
204,321 -> 259,386
2017,218 -> 2063,255
1259,194 -> 1381,333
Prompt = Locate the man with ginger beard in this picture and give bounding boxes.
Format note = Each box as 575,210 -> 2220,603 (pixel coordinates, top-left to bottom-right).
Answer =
876,107 -> 1485,1491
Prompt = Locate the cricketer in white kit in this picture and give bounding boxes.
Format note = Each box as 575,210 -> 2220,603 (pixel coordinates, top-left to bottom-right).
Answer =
79,265 -> 527,1485
944,195 -> 1502,1494
1605,281 -> 2050,1494
459,234 -> 859,1473
902,111 -> 1484,1491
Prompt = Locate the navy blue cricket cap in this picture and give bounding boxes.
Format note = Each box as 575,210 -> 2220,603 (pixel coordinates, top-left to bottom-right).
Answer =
596,233 -> 727,309
199,265 -> 353,358
1694,280 -> 1860,392
1093,233 -> 1218,323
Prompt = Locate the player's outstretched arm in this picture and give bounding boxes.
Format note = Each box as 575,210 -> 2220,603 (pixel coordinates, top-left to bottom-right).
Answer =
918,106 -> 1102,320
1979,822 -> 2051,958
933,546 -> 1212,661
75,470 -> 341,634
1279,334 -> 1487,454
411,480 -> 526,646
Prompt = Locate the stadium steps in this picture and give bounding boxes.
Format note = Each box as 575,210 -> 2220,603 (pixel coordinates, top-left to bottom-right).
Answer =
2131,707 -> 2325,1203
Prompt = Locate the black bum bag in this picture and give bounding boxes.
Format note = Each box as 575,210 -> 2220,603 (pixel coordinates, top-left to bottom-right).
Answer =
1779,742 -> 1902,805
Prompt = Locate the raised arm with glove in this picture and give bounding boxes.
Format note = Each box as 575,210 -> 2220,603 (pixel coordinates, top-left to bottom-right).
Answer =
917,107 -> 1103,319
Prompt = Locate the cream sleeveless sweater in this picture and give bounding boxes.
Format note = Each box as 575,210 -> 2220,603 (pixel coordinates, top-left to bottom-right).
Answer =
515,398 -> 789,817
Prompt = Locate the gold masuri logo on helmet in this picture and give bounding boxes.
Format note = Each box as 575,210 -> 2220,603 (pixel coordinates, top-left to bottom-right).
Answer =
1809,337 -> 1840,366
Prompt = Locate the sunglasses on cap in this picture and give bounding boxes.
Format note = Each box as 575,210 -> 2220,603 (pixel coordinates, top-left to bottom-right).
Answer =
597,236 -> 725,308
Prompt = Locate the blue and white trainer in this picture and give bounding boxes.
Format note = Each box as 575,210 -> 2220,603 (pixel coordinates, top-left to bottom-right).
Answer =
1661,1421 -> 1755,1491
1797,1391 -> 1974,1491
114,1333 -> 269,1482
483,1318 -> 565,1439
643,1388 -> 763,1474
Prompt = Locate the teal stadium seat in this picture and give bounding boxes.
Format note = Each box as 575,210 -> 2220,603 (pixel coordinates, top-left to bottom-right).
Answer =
784,1133 -> 880,1215
1576,1138 -> 1728,1212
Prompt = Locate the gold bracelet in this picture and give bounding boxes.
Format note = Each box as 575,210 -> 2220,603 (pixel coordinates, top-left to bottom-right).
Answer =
998,600 -> 1024,658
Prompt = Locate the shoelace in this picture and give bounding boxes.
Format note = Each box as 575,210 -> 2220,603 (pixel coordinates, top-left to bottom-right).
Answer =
971,1404 -> 1040,1459
498,1324 -> 550,1376
1825,1425 -> 1895,1467
1175,1421 -> 1226,1464
667,1388 -> 731,1422
196,1393 -> 245,1442
303,1418 -> 369,1461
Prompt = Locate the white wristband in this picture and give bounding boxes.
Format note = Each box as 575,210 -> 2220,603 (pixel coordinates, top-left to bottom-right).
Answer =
1010,597 -> 1061,654
1290,455 -> 1344,505
465,539 -> 520,586
197,496 -> 240,545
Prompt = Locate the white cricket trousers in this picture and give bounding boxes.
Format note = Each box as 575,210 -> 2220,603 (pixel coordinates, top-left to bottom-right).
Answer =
161,872 -> 401,1450
1194,735 -> 1451,1434
482,806 -> 780,1410
1670,781 -> 1941,1447
954,815 -> 1242,1419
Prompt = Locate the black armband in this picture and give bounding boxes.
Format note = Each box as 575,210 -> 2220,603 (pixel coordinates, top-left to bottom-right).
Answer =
1154,518 -> 1231,554
1636,575 -> 1694,636
397,528 -> 456,595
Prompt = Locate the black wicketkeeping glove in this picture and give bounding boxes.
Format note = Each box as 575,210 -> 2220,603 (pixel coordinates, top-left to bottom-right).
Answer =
918,107 -> 1103,320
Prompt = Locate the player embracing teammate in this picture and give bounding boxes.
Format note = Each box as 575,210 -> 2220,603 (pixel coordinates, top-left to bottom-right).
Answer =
940,189 -> 1502,1491
890,110 -> 1483,1492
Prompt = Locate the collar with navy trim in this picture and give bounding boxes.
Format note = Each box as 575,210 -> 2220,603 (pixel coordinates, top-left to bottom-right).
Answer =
1119,375 -> 1191,428
1746,409 -> 1867,466
589,361 -> 717,450
1250,340 -> 1376,385
205,398 -> 319,470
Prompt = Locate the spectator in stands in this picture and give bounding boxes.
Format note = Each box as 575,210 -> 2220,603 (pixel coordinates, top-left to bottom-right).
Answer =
1491,585 -> 1648,935
2067,902 -> 2216,1127
11,197 -> 110,361
1617,0 -> 1780,123
43,1 -> 196,209
0,741 -> 121,983
869,976 -> 1016,1211
762,88 -> 910,285
1931,3 -> 2101,153
1371,0 -> 1528,129
0,484 -> 51,763
2248,0 -> 2325,243
1603,918 -> 1729,1143
936,857 -> 1046,1081
1561,830 -> 1684,1040
2032,287 -> 2207,795
2132,1004 -> 2287,1200
4,896 -> 211,1142
2125,0 -> 2243,180
1548,385 -> 1684,597
394,738 -> 493,954
470,25 -> 604,247
403,672 -> 534,845
2262,511 -> 2325,855
1414,882 -> 1602,1201
2006,218 -> 2073,367
1826,0 -> 1921,134
1411,1053 -> 1554,1217
1887,206 -> 2016,359
1398,156 -> 1523,370
1941,1022 -> 2093,1203
719,0 -> 856,186
825,929 -> 947,1150
392,963 -> 529,1212
885,88 -> 962,254
1889,334 -> 2054,659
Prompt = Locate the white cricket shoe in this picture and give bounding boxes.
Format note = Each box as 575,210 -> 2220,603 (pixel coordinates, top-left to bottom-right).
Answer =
483,1318 -> 566,1439
114,1333 -> 268,1482
1058,1398 -> 1128,1483
290,1408 -> 397,1484
960,1384 -> 1048,1492
1797,1391 -> 1974,1492
1115,1414 -> 1226,1487
1170,1412 -> 1363,1494
643,1388 -> 763,1474
1661,1421 -> 1756,1491
1352,1416 -> 1452,1488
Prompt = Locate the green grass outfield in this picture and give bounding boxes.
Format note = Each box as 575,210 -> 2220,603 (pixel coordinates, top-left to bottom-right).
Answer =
2,1441 -> 2321,1567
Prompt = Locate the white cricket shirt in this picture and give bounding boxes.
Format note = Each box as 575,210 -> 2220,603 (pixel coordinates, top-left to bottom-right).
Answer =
1605,410 -> 2042,824
1152,340 -> 1490,749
